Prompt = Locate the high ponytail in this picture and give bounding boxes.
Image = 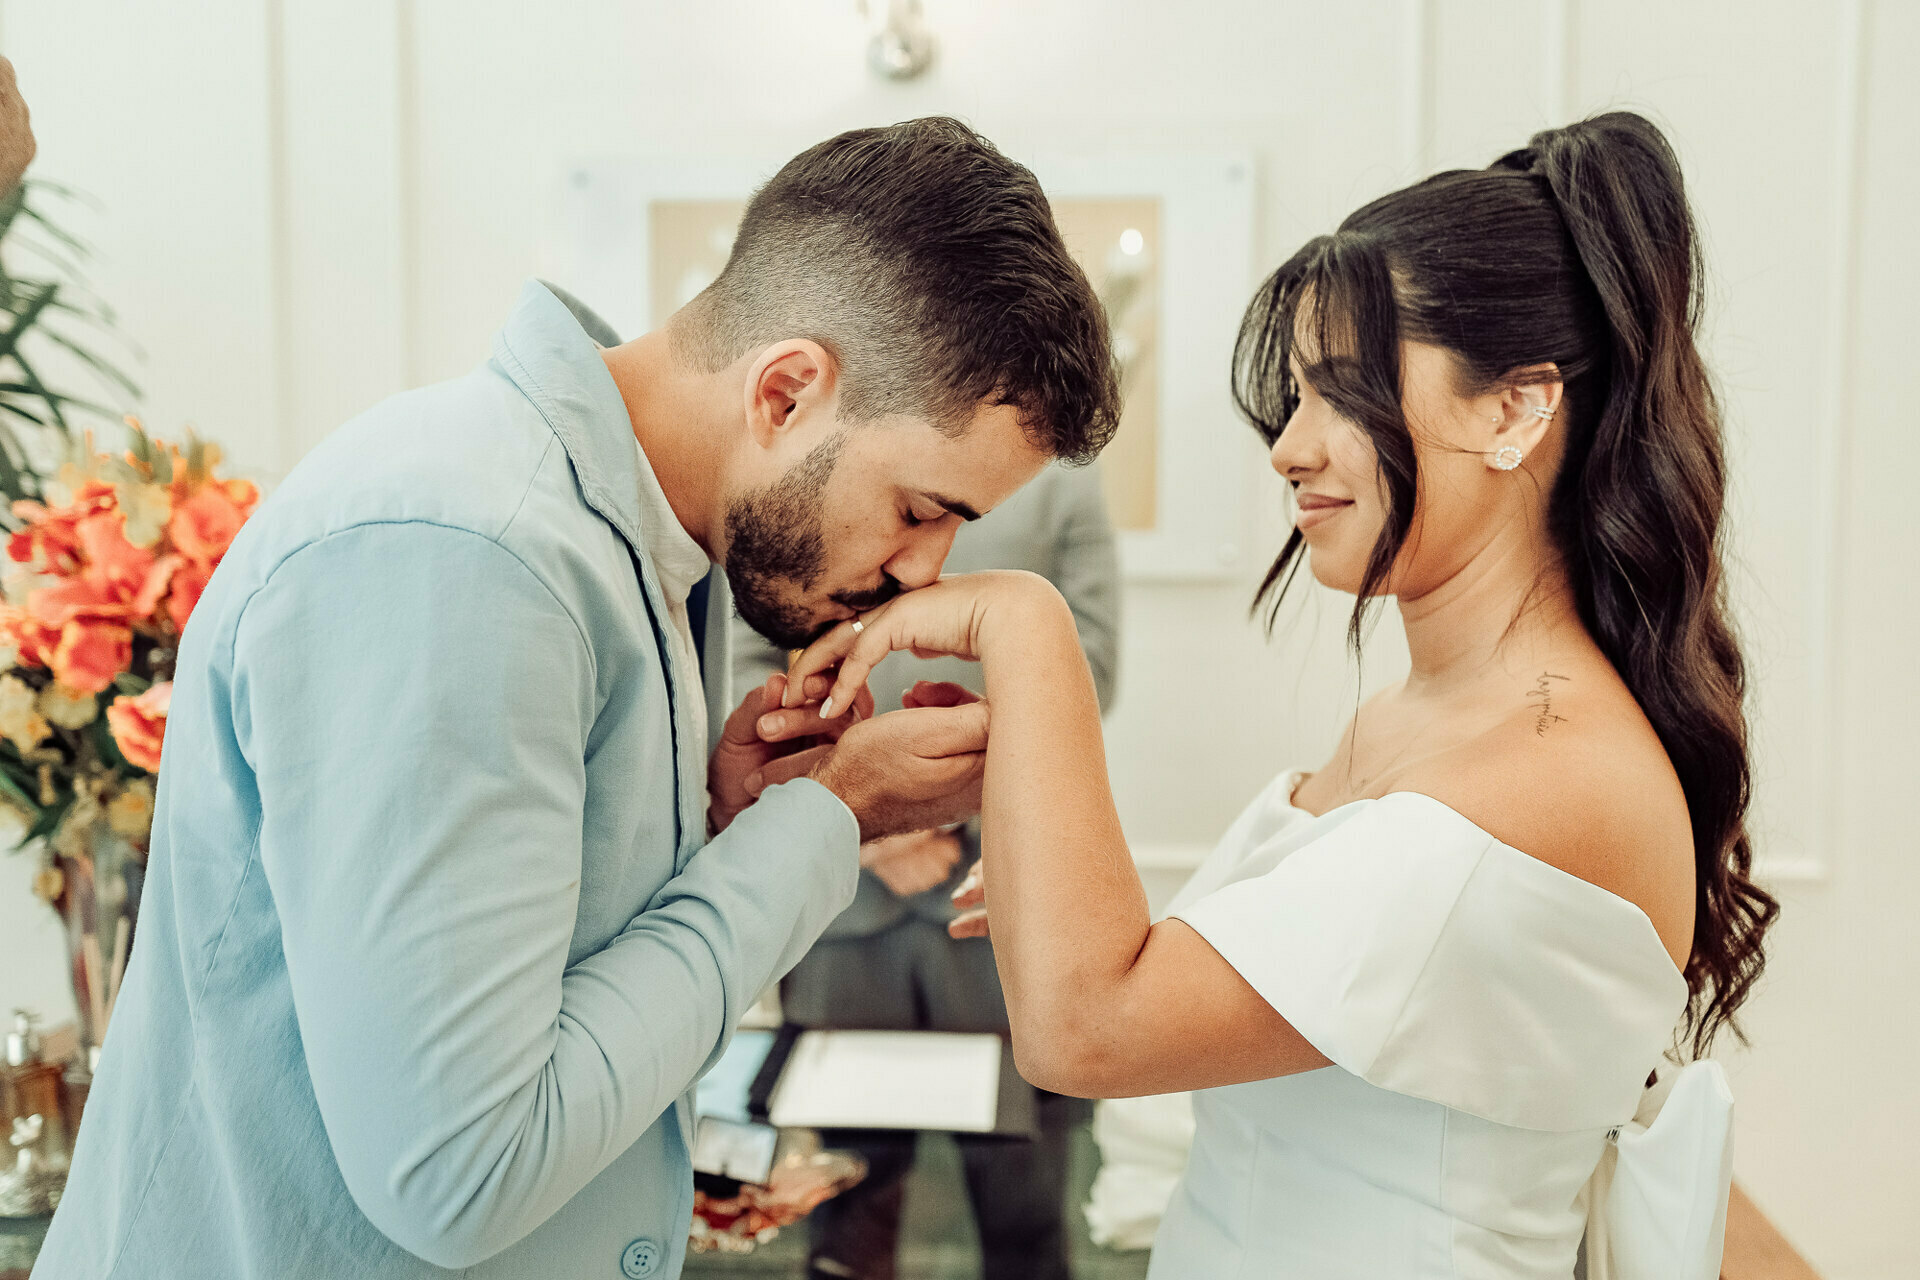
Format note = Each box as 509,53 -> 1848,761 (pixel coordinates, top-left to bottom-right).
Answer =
1234,112 -> 1777,1055
1528,115 -> 1777,1056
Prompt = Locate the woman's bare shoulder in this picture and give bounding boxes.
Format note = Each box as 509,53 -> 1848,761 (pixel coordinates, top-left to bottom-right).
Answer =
1395,668 -> 1696,966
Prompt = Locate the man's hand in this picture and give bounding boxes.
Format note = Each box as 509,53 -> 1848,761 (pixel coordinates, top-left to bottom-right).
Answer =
0,58 -> 34,196
861,828 -> 965,898
708,671 -> 872,835
744,685 -> 988,841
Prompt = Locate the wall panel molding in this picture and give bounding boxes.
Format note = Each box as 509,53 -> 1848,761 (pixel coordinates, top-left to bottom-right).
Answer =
1543,0 -> 1577,120
1400,0 -> 1435,172
1779,0 -> 1870,885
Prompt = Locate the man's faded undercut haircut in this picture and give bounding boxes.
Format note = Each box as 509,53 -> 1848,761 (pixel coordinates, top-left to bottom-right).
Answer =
671,117 -> 1121,464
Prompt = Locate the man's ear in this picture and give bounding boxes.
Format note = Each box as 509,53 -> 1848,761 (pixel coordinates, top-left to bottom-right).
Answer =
743,340 -> 838,450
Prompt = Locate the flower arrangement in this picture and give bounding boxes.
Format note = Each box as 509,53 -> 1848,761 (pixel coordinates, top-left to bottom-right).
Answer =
0,419 -> 255,1039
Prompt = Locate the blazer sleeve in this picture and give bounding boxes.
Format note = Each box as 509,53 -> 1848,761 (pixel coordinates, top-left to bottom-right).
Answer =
234,521 -> 857,1268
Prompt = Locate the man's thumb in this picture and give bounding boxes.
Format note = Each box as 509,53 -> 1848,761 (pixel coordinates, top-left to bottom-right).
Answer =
905,700 -> 990,758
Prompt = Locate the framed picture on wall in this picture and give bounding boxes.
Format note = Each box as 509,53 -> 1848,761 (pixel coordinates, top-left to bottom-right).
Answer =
549,152 -> 1257,580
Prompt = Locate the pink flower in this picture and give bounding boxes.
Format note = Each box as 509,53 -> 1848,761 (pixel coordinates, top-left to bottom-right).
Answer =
107,682 -> 171,773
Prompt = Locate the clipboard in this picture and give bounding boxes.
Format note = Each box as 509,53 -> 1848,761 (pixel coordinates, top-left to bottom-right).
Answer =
746,1026 -> 1041,1140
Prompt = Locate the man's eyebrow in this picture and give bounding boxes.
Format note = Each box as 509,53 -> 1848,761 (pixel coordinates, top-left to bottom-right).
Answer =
925,492 -> 984,522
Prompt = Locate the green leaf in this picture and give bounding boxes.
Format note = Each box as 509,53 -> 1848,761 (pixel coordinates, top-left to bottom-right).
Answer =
39,328 -> 141,401
10,353 -> 72,432
91,713 -> 134,773
0,763 -> 41,822
23,792 -> 72,844
112,672 -> 151,696
0,279 -> 60,364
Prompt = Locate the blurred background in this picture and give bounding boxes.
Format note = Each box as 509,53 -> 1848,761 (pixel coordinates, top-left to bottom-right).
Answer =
0,2 -> 1913,1277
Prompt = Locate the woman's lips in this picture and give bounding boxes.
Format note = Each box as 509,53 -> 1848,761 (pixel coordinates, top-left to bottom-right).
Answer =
1293,493 -> 1352,531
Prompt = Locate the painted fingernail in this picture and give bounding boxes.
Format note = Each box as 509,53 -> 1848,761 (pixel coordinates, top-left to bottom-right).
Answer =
820,696 -> 837,719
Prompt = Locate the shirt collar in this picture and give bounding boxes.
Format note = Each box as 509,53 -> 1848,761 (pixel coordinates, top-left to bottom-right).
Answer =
491,280 -> 713,605
490,280 -> 648,555
632,438 -> 710,610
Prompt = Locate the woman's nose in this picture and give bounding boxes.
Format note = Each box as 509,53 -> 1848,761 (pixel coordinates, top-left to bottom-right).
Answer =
1270,417 -> 1311,478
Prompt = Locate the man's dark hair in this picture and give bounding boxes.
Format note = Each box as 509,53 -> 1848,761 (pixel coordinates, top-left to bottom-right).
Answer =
672,117 -> 1120,464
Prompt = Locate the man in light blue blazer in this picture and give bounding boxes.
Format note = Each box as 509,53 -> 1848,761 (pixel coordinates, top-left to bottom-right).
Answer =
36,118 -> 1119,1279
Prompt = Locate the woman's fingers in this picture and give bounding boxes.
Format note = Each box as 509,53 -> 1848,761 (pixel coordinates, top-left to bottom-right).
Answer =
818,622 -> 897,719
782,615 -> 869,711
950,858 -> 984,909
903,680 -> 980,710
947,908 -> 990,939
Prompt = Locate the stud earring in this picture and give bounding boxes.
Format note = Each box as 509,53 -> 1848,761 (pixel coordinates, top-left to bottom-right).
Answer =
1492,445 -> 1525,471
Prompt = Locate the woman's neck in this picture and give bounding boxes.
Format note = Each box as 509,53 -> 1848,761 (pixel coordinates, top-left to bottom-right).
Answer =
1394,533 -> 1583,697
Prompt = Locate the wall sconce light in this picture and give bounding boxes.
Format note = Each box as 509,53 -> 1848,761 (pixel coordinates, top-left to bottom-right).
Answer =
861,0 -> 935,81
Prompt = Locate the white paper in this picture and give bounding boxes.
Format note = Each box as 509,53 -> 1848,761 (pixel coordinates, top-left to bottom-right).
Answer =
767,1030 -> 1002,1133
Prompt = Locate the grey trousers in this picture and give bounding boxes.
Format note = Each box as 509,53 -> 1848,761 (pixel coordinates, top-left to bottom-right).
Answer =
783,918 -> 1075,1280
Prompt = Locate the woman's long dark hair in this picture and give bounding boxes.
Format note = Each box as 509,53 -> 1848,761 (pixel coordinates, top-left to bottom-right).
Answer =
1234,112 -> 1777,1056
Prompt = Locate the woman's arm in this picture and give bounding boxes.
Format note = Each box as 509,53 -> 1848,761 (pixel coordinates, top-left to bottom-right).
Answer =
790,573 -> 1329,1097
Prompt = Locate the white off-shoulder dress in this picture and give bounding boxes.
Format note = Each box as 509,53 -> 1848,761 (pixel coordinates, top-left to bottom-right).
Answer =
1150,771 -> 1710,1280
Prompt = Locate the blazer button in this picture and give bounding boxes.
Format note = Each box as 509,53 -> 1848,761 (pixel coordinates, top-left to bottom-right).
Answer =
620,1237 -> 661,1279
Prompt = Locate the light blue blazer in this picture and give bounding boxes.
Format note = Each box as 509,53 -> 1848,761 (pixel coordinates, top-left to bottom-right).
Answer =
35,283 -> 859,1279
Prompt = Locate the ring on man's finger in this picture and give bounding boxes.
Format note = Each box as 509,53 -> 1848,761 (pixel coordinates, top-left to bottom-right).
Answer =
850,617 -> 865,636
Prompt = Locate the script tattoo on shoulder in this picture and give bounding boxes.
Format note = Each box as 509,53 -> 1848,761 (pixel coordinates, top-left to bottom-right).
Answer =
1527,671 -> 1571,738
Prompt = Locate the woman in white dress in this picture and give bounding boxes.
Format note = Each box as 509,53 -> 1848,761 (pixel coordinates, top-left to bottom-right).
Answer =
779,112 -> 1778,1279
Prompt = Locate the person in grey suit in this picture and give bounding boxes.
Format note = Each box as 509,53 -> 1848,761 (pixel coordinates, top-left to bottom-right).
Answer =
733,461 -> 1120,1280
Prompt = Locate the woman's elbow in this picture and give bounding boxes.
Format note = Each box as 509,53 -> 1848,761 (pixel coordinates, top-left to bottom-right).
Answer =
1010,1014 -> 1125,1099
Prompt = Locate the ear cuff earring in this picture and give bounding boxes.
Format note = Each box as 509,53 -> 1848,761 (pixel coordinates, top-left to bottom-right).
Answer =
1492,445 -> 1525,471
1532,405 -> 1556,420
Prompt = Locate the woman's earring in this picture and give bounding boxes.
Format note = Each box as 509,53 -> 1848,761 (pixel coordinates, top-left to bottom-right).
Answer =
1491,445 -> 1525,471
1532,405 -> 1555,420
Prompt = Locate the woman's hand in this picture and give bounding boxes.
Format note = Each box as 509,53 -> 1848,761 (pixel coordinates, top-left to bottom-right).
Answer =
947,859 -> 989,939
782,571 -> 1064,719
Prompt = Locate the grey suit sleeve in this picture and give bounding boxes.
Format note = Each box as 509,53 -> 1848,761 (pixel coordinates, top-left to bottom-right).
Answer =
1052,463 -> 1122,713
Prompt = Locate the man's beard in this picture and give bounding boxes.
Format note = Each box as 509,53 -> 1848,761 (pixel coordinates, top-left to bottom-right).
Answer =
723,430 -> 901,650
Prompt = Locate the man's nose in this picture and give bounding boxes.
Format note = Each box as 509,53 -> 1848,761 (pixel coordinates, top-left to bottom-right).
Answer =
885,521 -> 961,591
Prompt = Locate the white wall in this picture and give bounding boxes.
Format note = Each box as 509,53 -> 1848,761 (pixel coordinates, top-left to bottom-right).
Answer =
1,3 -> 1914,1276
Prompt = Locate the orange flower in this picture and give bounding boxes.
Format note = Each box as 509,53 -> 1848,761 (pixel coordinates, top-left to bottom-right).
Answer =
0,604 -> 61,668
107,682 -> 170,773
168,484 -> 250,566
7,485 -> 111,569
51,619 -> 132,694
23,515 -> 180,629
166,559 -> 213,633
